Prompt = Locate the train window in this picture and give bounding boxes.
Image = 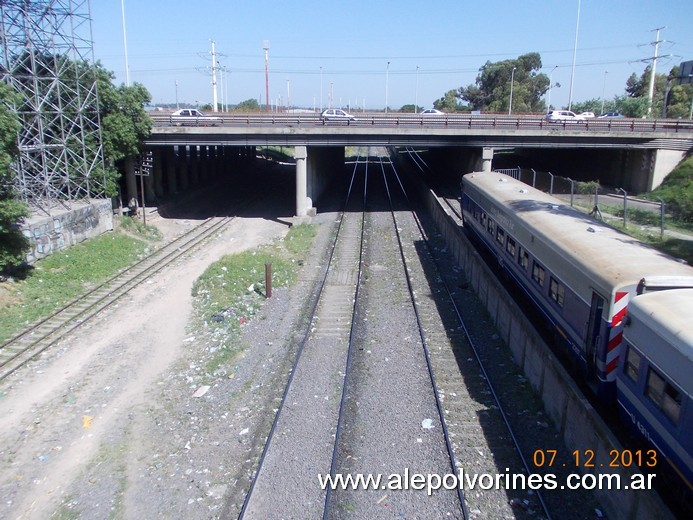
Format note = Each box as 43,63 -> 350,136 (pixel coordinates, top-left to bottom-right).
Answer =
645,368 -> 681,425
549,277 -> 565,306
518,247 -> 529,270
496,227 -> 505,245
532,261 -> 545,286
487,219 -> 495,235
624,346 -> 640,382
481,212 -> 487,227
506,236 -> 516,257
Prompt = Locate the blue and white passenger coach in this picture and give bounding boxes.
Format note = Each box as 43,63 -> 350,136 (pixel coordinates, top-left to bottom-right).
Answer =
460,172 -> 693,397
618,289 -> 692,493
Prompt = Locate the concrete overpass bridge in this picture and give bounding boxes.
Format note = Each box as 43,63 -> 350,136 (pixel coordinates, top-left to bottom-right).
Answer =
141,112 -> 693,217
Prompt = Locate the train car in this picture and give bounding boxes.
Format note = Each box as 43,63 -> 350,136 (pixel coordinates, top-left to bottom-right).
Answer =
460,172 -> 693,397
617,289 -> 693,497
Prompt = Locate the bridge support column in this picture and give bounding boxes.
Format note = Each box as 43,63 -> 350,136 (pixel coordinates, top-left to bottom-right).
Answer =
153,148 -> 164,197
165,146 -> 177,194
125,156 -> 137,208
294,145 -> 313,218
177,146 -> 189,190
189,145 -> 199,185
482,147 -> 494,172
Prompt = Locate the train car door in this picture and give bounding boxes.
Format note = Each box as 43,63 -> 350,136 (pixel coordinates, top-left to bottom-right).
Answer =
586,291 -> 605,376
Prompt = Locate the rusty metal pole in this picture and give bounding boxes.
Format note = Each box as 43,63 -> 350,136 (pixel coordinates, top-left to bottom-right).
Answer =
139,171 -> 146,226
265,263 -> 272,298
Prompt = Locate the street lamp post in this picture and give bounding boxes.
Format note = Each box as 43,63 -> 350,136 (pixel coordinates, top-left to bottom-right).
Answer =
263,40 -> 270,112
568,0 -> 581,111
385,61 -> 390,113
415,65 -> 419,114
320,66 -> 323,112
601,70 -> 608,115
547,65 -> 557,111
508,67 -> 516,115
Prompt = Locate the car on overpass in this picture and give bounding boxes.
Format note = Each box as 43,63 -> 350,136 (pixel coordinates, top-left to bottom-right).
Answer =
598,112 -> 625,118
545,110 -> 585,123
170,108 -> 222,126
320,108 -> 356,122
420,108 -> 445,116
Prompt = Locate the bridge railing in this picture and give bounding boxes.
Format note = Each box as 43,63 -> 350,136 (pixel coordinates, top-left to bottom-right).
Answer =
149,112 -> 693,134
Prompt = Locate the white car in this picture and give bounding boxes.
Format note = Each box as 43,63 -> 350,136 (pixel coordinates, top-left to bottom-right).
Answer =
421,108 -> 444,115
320,108 -> 356,121
545,110 -> 585,123
170,108 -> 221,126
579,111 -> 596,118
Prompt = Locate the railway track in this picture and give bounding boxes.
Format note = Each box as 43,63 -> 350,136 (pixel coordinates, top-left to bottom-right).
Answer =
238,147 -> 554,518
0,215 -> 234,381
237,149 -> 367,518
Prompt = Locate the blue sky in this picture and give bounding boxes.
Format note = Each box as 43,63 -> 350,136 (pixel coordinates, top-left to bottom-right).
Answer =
90,0 -> 693,111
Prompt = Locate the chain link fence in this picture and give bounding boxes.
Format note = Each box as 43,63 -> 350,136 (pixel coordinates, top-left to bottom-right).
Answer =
493,167 -> 669,238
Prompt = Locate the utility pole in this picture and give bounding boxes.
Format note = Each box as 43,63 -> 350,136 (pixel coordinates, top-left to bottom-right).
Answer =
645,27 -> 666,117
263,40 -> 270,112
210,40 -> 218,112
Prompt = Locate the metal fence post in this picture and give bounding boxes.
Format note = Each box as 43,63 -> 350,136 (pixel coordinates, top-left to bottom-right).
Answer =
548,172 -> 554,195
265,263 -> 272,298
658,198 -> 665,240
531,168 -> 537,188
568,178 -> 574,206
618,188 -> 627,228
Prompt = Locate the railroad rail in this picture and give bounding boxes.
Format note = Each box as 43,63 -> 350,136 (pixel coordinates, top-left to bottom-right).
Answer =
238,146 -> 558,518
0,216 -> 234,381
375,152 -> 551,518
238,149 -> 368,518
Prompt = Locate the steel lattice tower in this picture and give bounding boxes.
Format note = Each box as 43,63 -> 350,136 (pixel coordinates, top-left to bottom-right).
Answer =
0,0 -> 106,212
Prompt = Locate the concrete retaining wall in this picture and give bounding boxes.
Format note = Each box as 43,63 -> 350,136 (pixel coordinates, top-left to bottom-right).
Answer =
422,187 -> 673,519
22,199 -> 114,264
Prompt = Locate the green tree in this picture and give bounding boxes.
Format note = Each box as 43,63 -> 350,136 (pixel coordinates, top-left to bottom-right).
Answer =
234,98 -> 261,111
457,53 -> 549,113
0,82 -> 30,275
95,63 -> 152,196
433,90 -> 468,112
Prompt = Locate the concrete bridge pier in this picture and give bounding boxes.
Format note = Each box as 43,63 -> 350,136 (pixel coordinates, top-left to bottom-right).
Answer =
152,148 -> 164,198
294,145 -> 313,218
189,145 -> 199,186
482,147 -> 494,172
165,146 -> 177,194
177,147 -> 189,191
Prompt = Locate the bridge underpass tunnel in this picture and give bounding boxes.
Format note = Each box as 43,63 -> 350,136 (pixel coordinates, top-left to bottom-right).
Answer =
122,144 -> 262,215
508,147 -> 686,193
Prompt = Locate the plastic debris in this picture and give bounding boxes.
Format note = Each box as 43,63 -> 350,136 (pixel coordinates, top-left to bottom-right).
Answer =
421,418 -> 434,429
193,385 -> 210,398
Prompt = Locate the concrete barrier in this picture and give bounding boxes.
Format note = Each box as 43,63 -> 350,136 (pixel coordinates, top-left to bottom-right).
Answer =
421,185 -> 674,519
21,199 -> 114,264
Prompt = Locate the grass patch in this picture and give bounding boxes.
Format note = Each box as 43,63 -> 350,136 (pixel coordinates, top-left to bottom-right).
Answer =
0,230 -> 154,343
568,202 -> 693,265
117,215 -> 162,241
191,224 -> 317,376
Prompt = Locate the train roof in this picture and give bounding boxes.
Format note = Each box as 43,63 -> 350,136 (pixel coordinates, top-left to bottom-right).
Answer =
462,172 -> 693,294
624,290 -> 693,392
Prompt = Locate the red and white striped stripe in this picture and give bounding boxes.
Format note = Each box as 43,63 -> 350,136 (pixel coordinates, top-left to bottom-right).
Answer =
605,291 -> 629,381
